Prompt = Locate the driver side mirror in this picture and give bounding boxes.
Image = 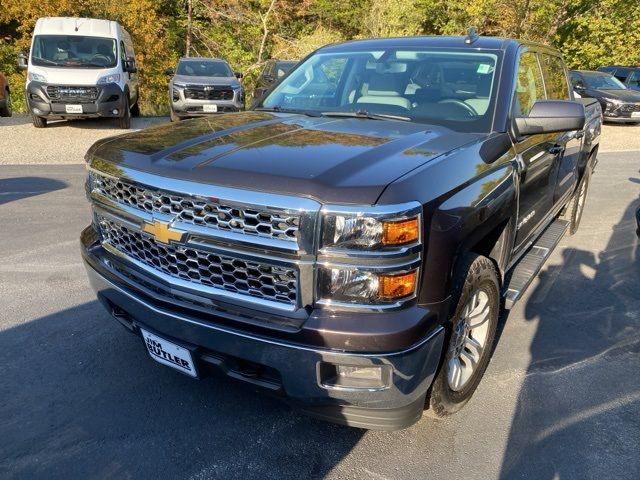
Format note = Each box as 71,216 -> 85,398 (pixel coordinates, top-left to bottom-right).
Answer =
17,53 -> 28,70
573,81 -> 585,91
515,100 -> 586,136
164,67 -> 175,76
235,72 -> 243,79
124,57 -> 137,73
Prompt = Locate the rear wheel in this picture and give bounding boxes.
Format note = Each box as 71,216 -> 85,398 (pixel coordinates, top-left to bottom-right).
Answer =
427,254 -> 500,417
565,168 -> 591,236
118,96 -> 131,129
32,114 -> 47,128
0,89 -> 12,117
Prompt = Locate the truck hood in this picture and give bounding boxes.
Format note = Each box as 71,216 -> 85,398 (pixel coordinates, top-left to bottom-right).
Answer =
87,112 -> 485,205
172,74 -> 241,88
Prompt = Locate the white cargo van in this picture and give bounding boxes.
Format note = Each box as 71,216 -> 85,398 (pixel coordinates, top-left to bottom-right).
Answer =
19,17 -> 139,128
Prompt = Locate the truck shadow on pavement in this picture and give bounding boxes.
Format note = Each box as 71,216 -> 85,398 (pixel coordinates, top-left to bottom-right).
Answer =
0,177 -> 67,205
499,199 -> 640,479
0,301 -> 363,479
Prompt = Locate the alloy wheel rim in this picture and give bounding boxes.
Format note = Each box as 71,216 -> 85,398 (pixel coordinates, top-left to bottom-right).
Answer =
447,289 -> 491,391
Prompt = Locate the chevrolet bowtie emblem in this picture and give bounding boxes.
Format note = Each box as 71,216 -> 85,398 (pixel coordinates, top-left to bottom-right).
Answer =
142,219 -> 186,244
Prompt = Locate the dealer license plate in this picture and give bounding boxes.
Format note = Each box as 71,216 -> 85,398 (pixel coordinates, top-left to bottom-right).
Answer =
65,104 -> 83,114
631,111 -> 640,118
203,104 -> 218,113
141,329 -> 197,377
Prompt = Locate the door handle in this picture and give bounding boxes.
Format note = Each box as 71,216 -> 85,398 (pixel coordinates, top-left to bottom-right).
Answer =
549,144 -> 565,155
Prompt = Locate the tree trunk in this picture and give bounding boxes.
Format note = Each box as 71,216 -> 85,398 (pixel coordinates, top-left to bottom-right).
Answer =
185,0 -> 193,58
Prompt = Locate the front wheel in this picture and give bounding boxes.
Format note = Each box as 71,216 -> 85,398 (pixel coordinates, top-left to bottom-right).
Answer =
32,114 -> 47,128
117,96 -> 131,129
427,254 -> 500,417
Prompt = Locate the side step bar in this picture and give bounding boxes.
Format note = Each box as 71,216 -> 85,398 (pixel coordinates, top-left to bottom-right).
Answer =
503,218 -> 569,309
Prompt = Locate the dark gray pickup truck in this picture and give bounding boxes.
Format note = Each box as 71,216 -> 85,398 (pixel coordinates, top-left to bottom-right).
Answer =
82,34 -> 602,430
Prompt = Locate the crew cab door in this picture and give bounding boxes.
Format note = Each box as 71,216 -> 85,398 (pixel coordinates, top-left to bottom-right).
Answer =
512,50 -> 559,248
539,53 -> 582,205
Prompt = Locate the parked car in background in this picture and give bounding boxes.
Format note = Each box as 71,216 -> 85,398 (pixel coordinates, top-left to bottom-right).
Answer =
0,72 -> 12,117
167,57 -> 244,121
570,70 -> 640,123
252,59 -> 297,101
83,33 -> 601,430
598,66 -> 640,91
19,17 -> 139,129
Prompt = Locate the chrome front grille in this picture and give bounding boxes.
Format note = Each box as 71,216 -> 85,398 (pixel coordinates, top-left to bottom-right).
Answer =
97,216 -> 298,306
184,85 -> 234,101
91,173 -> 300,242
620,103 -> 640,113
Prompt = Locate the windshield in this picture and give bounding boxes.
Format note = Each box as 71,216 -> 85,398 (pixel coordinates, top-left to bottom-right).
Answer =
176,60 -> 234,77
584,74 -> 626,90
31,35 -> 117,68
258,48 -> 501,132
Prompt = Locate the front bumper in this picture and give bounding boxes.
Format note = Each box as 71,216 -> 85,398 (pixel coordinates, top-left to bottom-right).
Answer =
81,226 -> 445,430
26,81 -> 126,118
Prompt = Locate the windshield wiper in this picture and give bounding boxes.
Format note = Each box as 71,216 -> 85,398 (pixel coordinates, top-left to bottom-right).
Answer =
254,106 -> 322,117
320,110 -> 411,122
32,57 -> 64,67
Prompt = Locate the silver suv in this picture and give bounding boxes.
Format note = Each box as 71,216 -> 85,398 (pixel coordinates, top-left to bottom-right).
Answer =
167,57 -> 244,121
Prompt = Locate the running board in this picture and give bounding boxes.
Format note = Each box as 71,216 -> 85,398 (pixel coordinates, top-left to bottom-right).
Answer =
503,219 -> 569,309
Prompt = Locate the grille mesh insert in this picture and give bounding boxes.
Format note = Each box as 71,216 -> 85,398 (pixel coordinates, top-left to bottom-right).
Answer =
98,216 -> 298,306
91,173 -> 300,242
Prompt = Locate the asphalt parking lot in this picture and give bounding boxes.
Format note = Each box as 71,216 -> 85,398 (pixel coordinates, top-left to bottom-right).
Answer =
0,119 -> 639,479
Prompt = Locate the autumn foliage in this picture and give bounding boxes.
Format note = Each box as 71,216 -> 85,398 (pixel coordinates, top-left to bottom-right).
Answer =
1,0 -> 638,114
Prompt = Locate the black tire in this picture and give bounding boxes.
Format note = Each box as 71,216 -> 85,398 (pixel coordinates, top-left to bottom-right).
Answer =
170,109 -> 181,122
32,115 -> 47,128
118,96 -> 131,129
0,89 -> 12,117
130,100 -> 140,117
565,168 -> 591,236
427,254 -> 500,417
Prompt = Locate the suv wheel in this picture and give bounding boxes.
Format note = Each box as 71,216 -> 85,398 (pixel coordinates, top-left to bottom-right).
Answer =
0,89 -> 12,117
118,96 -> 131,129
32,114 -> 47,128
427,254 -> 499,417
565,168 -> 591,236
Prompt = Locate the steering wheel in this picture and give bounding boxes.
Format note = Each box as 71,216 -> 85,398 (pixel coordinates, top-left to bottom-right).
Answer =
90,54 -> 111,65
437,99 -> 477,117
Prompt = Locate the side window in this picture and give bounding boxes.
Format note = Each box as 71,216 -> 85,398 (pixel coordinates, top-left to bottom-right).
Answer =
540,54 -> 570,100
628,71 -> 640,87
569,73 -> 580,88
514,51 -> 545,116
120,41 -> 127,69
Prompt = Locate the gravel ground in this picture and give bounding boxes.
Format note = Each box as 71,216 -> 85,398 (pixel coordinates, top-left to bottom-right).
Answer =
0,114 -> 639,164
0,153 -> 638,479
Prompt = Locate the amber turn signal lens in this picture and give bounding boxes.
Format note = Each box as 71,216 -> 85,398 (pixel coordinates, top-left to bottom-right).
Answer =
379,271 -> 417,300
382,218 -> 419,246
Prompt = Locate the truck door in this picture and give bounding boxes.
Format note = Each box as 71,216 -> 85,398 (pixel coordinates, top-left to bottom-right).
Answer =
512,50 -> 558,249
539,52 -> 582,206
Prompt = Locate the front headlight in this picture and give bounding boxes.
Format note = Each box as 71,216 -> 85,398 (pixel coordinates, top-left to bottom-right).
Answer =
28,71 -> 47,82
318,268 -> 418,305
97,73 -> 121,85
321,208 -> 420,250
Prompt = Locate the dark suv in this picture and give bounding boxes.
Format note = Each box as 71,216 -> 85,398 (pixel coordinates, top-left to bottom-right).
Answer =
570,70 -> 640,123
598,66 -> 640,92
252,59 -> 297,101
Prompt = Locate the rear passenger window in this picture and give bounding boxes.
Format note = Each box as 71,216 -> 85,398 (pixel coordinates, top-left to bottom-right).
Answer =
540,54 -> 569,100
514,52 -> 545,116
